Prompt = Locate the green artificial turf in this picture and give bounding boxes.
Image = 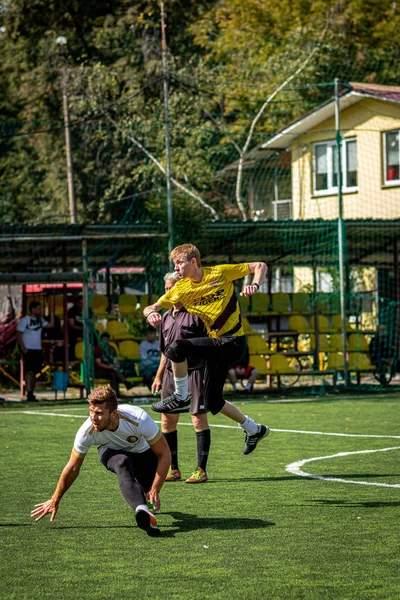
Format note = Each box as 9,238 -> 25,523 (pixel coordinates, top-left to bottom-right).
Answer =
1,396 -> 399,600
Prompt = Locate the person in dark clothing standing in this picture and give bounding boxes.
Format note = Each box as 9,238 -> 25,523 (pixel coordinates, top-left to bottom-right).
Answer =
152,272 -> 210,484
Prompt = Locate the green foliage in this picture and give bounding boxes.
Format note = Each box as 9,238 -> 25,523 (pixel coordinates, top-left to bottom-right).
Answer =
1,0 -> 400,226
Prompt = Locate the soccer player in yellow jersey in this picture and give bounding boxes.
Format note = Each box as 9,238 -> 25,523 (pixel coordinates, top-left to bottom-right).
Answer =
143,243 -> 270,455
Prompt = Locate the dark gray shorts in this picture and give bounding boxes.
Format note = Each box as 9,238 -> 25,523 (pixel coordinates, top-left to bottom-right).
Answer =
161,368 -> 207,414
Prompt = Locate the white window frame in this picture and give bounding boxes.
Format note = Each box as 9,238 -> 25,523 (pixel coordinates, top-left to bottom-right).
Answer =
383,129 -> 400,186
312,137 -> 358,196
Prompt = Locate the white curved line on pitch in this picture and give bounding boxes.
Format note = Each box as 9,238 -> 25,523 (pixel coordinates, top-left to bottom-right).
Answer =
286,446 -> 400,488
3,411 -> 400,438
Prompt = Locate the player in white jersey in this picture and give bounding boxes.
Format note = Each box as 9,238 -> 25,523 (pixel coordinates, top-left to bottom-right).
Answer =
31,386 -> 171,537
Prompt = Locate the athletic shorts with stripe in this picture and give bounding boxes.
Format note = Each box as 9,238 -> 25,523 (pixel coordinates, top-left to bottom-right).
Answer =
161,368 -> 207,414
165,334 -> 246,415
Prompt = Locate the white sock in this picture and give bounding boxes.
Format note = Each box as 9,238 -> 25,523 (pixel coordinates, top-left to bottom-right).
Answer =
174,374 -> 189,400
136,504 -> 150,514
239,416 -> 259,435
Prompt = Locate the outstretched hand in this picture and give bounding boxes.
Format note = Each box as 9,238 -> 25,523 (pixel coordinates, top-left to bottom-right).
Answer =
240,283 -> 259,298
31,499 -> 58,522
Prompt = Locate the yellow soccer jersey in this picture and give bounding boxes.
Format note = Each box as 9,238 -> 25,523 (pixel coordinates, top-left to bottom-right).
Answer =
157,263 -> 249,338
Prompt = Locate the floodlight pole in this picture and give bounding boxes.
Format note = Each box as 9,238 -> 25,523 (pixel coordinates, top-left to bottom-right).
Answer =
62,70 -> 77,224
161,2 -> 174,267
56,37 -> 77,225
335,78 -> 349,386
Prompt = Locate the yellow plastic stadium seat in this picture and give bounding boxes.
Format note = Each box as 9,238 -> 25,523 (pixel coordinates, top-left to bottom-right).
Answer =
310,335 -> 330,352
238,295 -> 250,313
242,317 -> 258,335
288,315 -> 313,333
118,340 -> 140,360
266,354 -> 300,374
74,341 -> 84,361
331,314 -> 354,332
348,333 -> 369,352
249,293 -> 270,314
348,353 -> 374,371
92,294 -> 108,317
271,293 -> 291,313
95,321 -> 106,335
249,355 -> 268,376
329,334 -> 344,352
327,352 -> 344,370
291,293 -> 310,314
139,295 -> 159,311
106,320 -> 134,341
311,315 -> 331,332
118,294 -> 138,317
247,335 -> 268,355
53,295 -> 65,318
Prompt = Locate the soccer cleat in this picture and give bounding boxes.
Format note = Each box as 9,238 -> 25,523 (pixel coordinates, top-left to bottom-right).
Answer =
165,467 -> 182,481
243,425 -> 270,455
185,467 -> 208,484
151,393 -> 192,414
135,508 -> 161,537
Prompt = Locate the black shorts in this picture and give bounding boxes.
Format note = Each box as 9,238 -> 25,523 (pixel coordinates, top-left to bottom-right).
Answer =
165,335 -> 246,415
23,350 -> 44,375
162,368 -> 207,414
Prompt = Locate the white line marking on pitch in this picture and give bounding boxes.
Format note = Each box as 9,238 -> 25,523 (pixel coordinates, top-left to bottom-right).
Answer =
3,410 -> 400,439
286,446 -> 400,488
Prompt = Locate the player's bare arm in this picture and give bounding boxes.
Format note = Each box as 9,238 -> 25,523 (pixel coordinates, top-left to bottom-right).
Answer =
241,261 -> 267,297
146,434 -> 171,511
143,302 -> 163,327
15,331 -> 27,353
152,353 -> 167,395
30,451 -> 85,523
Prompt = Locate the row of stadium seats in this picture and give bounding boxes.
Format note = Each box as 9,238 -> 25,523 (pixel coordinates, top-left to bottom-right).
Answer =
286,314 -> 356,333
240,292 -> 364,316
92,294 -> 158,318
249,352 -> 375,377
247,332 -> 370,355
94,319 -> 135,341
74,339 -> 141,362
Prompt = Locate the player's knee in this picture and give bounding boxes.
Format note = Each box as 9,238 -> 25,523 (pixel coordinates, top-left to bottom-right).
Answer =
165,340 -> 186,363
110,453 -> 131,474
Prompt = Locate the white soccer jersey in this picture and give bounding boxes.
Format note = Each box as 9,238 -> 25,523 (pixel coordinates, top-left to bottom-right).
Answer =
73,404 -> 160,457
17,316 -> 48,350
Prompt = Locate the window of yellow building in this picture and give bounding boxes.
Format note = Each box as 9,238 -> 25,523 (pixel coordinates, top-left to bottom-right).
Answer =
383,129 -> 400,184
313,138 -> 358,194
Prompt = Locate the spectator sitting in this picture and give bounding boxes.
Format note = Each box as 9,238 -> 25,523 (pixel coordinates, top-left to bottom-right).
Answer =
228,360 -> 259,394
94,332 -> 133,398
139,327 -> 161,391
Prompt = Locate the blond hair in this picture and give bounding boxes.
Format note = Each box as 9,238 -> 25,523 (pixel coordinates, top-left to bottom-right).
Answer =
88,385 -> 118,412
169,244 -> 201,267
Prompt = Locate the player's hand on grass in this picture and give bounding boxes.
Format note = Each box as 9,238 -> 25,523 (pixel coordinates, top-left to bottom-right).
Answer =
146,489 -> 160,512
31,499 -> 58,522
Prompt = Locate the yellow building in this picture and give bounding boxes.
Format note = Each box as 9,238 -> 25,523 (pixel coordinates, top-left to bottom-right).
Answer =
262,82 -> 400,221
